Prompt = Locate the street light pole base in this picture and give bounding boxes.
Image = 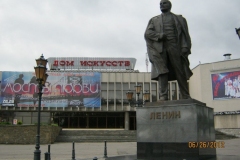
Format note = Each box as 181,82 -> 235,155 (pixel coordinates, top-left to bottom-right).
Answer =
34,150 -> 41,160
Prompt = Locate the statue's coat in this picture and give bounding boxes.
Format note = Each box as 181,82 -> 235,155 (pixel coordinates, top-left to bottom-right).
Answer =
145,13 -> 193,81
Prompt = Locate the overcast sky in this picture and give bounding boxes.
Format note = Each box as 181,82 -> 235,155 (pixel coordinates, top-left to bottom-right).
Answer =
0,0 -> 240,72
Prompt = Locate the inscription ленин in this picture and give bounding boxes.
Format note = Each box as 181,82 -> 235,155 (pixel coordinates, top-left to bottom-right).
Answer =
150,111 -> 181,119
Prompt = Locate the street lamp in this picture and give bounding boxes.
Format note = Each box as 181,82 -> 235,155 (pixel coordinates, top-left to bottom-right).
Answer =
235,28 -> 240,39
143,91 -> 150,103
126,84 -> 150,107
33,54 -> 48,160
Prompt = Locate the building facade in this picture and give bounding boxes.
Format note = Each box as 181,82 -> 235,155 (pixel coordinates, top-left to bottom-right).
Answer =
1,57 -> 182,130
1,56 -> 239,129
190,55 -> 240,128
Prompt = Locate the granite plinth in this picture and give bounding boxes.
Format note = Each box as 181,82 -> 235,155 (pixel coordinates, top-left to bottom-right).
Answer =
137,99 -> 216,159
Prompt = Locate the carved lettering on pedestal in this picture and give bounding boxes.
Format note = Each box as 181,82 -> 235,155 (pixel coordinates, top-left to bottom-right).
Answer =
150,111 -> 181,120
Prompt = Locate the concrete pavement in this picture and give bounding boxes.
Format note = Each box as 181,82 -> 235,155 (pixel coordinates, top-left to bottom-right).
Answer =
0,139 -> 240,160
0,142 -> 136,160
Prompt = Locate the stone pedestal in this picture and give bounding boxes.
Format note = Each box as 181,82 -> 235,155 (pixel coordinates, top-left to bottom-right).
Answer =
137,99 -> 216,160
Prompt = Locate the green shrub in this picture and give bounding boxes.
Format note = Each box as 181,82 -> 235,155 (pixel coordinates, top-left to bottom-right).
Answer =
51,123 -> 58,126
0,122 -> 11,125
17,121 -> 22,125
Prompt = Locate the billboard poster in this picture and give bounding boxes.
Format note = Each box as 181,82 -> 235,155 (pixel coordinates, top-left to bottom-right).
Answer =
0,71 -> 101,107
211,70 -> 240,100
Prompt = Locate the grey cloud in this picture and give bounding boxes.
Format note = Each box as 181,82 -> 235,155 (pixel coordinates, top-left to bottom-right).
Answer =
0,0 -> 240,72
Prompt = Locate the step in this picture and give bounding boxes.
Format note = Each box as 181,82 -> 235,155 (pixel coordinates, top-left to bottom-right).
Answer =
58,130 -> 136,136
215,130 -> 238,140
56,136 -> 136,142
55,129 -> 238,143
55,130 -> 136,142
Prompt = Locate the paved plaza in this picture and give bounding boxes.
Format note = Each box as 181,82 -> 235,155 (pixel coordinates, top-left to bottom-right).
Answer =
0,142 -> 136,160
0,138 -> 240,160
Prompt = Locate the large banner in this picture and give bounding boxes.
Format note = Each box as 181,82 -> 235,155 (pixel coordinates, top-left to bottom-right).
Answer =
0,71 -> 101,107
211,71 -> 240,100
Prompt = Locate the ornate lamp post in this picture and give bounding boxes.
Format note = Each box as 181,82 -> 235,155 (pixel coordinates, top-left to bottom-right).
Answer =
235,28 -> 240,39
126,84 -> 150,107
143,91 -> 150,103
33,54 -> 48,160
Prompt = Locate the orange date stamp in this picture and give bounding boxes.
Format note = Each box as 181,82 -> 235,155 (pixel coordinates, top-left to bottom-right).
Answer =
188,141 -> 225,148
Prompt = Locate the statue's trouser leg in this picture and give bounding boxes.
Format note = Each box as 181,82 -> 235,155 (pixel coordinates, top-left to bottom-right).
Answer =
175,73 -> 190,99
158,73 -> 168,100
166,42 -> 191,99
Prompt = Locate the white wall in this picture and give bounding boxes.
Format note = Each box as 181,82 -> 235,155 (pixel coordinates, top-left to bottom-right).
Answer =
214,115 -> 240,128
190,58 -> 240,112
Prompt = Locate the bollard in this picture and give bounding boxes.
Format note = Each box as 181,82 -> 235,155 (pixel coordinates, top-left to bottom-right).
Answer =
44,152 -> 50,160
48,144 -> 51,160
93,157 -> 98,160
72,141 -> 76,160
103,140 -> 108,158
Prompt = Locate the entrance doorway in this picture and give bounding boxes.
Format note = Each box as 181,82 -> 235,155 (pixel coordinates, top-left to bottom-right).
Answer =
52,112 -> 125,129
129,112 -> 136,130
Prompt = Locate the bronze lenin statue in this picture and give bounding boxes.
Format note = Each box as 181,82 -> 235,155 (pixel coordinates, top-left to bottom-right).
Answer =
144,0 -> 193,101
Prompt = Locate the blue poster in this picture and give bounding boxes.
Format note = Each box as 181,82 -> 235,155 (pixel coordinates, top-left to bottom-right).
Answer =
1,71 -> 101,107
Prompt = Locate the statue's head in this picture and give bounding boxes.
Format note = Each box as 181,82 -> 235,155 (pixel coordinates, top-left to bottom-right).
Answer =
19,74 -> 24,78
160,0 -> 172,13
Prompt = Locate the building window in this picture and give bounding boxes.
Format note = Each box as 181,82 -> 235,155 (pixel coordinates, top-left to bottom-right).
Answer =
123,83 -> 130,106
116,82 -> 122,106
144,83 -> 150,92
0,111 -> 14,124
101,82 -> 107,106
151,82 -> 157,102
108,82 -> 114,106
171,82 -> 177,100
